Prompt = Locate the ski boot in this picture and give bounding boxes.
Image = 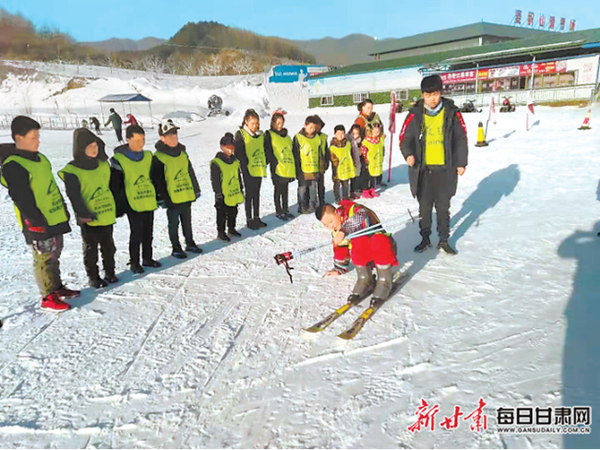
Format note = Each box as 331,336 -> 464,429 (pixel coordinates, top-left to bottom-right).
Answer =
370,265 -> 393,308
347,265 -> 375,305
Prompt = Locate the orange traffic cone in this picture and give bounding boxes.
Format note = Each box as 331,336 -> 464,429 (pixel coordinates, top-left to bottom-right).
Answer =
579,109 -> 592,130
475,121 -> 488,147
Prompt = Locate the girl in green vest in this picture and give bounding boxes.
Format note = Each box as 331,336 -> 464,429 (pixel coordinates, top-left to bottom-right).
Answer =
234,109 -> 267,230
59,128 -> 118,289
211,133 -> 244,241
0,116 -> 79,311
265,112 -> 295,221
330,124 -> 356,203
360,124 -> 385,198
151,120 -> 202,259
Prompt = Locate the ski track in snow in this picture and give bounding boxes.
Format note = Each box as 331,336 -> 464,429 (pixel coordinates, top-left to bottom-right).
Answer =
1,66 -> 600,448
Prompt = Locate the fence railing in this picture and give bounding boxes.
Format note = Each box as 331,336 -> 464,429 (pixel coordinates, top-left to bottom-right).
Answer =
0,114 -> 94,130
448,85 -> 596,109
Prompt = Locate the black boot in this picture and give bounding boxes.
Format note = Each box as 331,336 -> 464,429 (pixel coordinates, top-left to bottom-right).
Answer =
437,240 -> 457,255
414,236 -> 431,253
347,266 -> 375,305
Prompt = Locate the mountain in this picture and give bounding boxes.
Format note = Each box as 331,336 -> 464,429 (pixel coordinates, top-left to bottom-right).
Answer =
287,34 -> 392,66
78,37 -> 165,52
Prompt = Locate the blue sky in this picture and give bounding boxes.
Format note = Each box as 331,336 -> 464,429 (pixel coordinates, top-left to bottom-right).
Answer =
1,0 -> 597,42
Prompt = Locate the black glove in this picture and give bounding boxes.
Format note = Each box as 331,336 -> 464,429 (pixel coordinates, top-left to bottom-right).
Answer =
215,193 -> 225,207
157,199 -> 168,209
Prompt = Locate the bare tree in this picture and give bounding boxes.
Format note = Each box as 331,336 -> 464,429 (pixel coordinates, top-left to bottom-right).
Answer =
142,55 -> 167,75
166,53 -> 180,75
231,56 -> 254,75
199,55 -> 223,76
180,56 -> 196,76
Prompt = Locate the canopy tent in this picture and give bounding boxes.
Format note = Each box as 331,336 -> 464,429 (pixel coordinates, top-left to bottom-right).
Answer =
98,93 -> 154,129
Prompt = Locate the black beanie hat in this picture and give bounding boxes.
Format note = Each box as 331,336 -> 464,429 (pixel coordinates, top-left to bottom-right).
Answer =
334,125 -> 345,133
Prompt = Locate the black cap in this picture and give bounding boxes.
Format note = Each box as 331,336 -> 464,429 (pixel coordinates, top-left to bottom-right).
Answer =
421,75 -> 443,93
312,114 -> 325,128
220,132 -> 234,147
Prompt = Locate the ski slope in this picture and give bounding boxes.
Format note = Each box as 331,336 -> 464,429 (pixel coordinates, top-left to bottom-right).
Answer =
0,66 -> 599,448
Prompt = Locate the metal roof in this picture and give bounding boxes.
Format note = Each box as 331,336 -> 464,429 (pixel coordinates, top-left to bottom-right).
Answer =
98,94 -> 152,102
313,27 -> 600,80
372,22 -> 553,56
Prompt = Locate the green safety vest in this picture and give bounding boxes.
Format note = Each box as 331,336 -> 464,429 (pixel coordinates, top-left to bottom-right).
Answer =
330,142 -> 356,181
319,133 -> 328,156
58,161 -> 116,227
212,158 -> 244,207
268,130 -> 295,178
113,151 -> 157,212
296,133 -> 320,174
240,128 -> 266,178
363,137 -> 385,177
424,108 -> 446,166
0,153 -> 69,228
154,151 -> 197,204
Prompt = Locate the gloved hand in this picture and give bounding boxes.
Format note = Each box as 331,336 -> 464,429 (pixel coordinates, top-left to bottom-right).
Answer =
157,199 -> 168,209
215,193 -> 225,207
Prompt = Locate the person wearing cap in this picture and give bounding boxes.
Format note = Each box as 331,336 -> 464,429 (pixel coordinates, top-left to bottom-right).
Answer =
234,109 -> 267,230
109,124 -> 161,274
105,108 -> 123,143
329,124 -> 356,203
292,116 -> 322,214
151,121 -> 202,259
313,115 -> 329,206
399,74 -> 468,255
59,128 -> 118,289
264,112 -> 295,221
211,133 -> 244,241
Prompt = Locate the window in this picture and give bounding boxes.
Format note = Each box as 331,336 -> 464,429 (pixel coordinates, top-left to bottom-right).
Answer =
353,92 -> 369,104
395,89 -> 409,101
558,72 -> 576,87
320,96 -> 334,106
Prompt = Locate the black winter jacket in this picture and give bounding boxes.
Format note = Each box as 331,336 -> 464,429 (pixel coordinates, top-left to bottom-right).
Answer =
399,98 -> 468,198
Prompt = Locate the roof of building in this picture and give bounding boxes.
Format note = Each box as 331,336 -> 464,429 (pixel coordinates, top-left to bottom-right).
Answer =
313,27 -> 600,80
98,94 -> 152,102
372,22 -> 553,56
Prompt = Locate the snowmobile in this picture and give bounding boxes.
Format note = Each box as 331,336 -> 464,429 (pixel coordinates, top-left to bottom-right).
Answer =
459,99 -> 481,113
500,97 -> 516,113
207,95 -> 230,117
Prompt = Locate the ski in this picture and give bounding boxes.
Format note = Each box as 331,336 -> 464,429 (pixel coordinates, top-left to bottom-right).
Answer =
337,271 -> 412,340
304,300 -> 364,333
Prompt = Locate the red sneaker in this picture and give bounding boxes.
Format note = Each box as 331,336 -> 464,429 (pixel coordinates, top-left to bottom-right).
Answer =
362,189 -> 373,199
41,293 -> 71,312
370,188 -> 380,198
55,285 -> 80,300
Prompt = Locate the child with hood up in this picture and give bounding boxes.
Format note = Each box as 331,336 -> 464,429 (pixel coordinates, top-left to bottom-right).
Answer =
59,129 -> 118,288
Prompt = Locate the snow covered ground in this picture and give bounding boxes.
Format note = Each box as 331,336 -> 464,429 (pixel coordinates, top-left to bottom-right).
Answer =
0,65 -> 599,448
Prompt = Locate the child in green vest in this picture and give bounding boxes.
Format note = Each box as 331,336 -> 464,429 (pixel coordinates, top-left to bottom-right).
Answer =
59,128 -> 118,289
292,116 -> 321,214
151,120 -> 202,259
347,124 -> 364,199
313,115 -> 329,206
211,133 -> 244,241
360,124 -> 385,199
234,109 -> 267,230
0,116 -> 79,311
265,112 -> 295,221
109,125 -> 161,274
329,125 -> 356,204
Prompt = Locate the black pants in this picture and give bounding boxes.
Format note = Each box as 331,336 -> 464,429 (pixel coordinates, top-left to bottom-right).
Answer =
80,224 -> 116,280
297,177 -> 319,213
216,204 -> 238,234
167,203 -> 195,251
351,174 -> 362,195
126,210 -> 154,264
115,127 -> 123,142
273,174 -> 291,215
243,174 -> 262,221
318,174 -> 326,205
333,179 -> 350,203
417,169 -> 452,240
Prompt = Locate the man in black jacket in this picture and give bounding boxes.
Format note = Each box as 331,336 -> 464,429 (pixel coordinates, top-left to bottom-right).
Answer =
399,75 -> 468,255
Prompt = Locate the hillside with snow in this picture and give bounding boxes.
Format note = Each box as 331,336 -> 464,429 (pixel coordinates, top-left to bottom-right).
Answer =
0,61 -> 599,449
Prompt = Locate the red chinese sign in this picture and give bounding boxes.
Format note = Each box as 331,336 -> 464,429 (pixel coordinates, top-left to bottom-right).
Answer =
539,14 -> 546,28
439,69 -> 478,84
527,12 -> 535,26
549,16 -> 556,30
408,398 -> 489,433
